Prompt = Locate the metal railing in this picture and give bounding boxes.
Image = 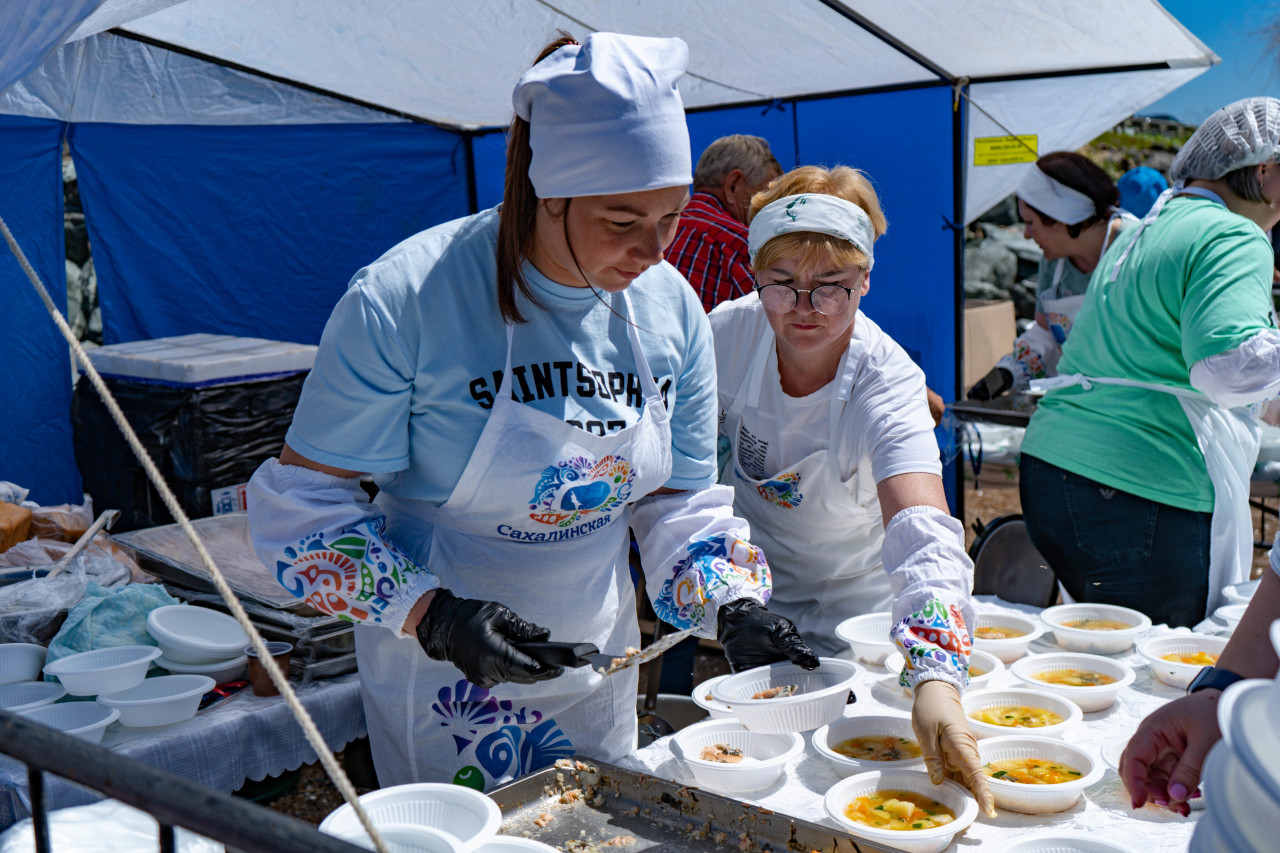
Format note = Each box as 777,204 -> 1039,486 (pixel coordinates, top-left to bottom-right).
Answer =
0,708 -> 365,853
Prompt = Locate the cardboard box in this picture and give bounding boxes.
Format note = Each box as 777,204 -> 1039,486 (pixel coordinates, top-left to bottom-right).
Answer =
964,299 -> 1016,388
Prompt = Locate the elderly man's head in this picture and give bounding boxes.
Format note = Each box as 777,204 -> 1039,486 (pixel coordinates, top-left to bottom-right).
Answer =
694,135 -> 782,224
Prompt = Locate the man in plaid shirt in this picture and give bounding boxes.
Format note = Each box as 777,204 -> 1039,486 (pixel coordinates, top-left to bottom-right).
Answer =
668,135 -> 782,313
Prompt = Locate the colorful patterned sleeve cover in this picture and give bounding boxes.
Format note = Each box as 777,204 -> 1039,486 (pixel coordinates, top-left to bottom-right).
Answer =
882,506 -> 975,693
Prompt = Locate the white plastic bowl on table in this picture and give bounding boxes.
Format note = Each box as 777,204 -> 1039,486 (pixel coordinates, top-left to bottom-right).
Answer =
42,645 -> 161,696
690,674 -> 734,720
962,687 -> 1082,739
1136,634 -> 1229,690
155,653 -> 247,684
670,718 -> 803,795
1212,603 -> 1247,634
1009,652 -> 1135,713
709,657 -> 860,734
811,714 -> 925,777
0,681 -> 65,712
19,702 -> 120,743
883,649 -> 1003,695
822,769 -> 978,853
834,612 -> 894,665
147,604 -> 250,664
973,612 -> 1044,663
319,782 -> 502,848
327,822 -> 464,853
473,839 -> 558,852
96,674 -> 215,727
0,643 -> 47,684
1222,579 -> 1260,605
975,734 -> 1104,814
1040,603 -> 1150,654
1200,737 -> 1280,853
997,832 -> 1140,853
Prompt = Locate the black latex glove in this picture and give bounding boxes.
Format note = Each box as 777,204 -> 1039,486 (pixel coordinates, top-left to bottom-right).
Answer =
965,366 -> 1013,401
716,599 -> 819,673
415,589 -> 563,689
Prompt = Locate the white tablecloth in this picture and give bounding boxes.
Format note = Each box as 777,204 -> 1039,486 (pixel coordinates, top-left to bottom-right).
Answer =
622,596 -> 1229,853
0,672 -> 365,828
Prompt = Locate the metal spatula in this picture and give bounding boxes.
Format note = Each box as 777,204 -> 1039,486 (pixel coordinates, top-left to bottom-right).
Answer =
518,626 -> 698,676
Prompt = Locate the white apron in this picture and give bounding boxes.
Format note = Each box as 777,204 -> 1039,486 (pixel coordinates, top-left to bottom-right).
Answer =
356,291 -> 673,789
1034,189 -> 1262,617
719,327 -> 891,658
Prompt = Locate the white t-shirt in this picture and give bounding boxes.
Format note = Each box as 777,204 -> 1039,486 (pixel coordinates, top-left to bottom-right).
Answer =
708,293 -> 941,491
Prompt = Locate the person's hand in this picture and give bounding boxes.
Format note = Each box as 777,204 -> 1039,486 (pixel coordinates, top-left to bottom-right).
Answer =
1120,689 -> 1220,816
415,589 -> 563,688
912,680 -> 997,818
716,599 -> 819,672
926,388 -> 946,427
965,367 -> 1013,402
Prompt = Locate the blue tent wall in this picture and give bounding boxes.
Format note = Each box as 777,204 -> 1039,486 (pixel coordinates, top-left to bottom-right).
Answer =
0,116 -> 78,504
69,122 -> 471,346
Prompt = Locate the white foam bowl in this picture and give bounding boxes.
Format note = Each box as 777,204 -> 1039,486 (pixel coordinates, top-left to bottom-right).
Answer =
0,643 -> 47,684
1136,634 -> 1229,690
328,823 -> 464,853
962,687 -> 1082,739
710,658 -> 860,734
1040,603 -> 1150,654
883,649 -> 1003,696
823,769 -> 978,853
147,605 -> 250,664
998,832 -> 1140,853
0,681 -> 66,712
976,735 -> 1104,814
155,653 -> 247,684
835,612 -> 895,665
811,714 -> 925,777
43,645 -> 162,696
1201,739 -> 1280,853
474,839 -> 559,852
1213,603 -> 1248,634
1222,579 -> 1260,606
1009,652 -> 1134,713
96,674 -> 215,727
973,612 -> 1044,663
691,674 -> 734,720
319,783 -> 502,848
671,718 -> 803,794
19,702 -> 120,743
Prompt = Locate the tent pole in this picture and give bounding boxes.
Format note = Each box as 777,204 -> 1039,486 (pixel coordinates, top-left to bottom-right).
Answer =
463,132 -> 478,215
952,83 -> 968,523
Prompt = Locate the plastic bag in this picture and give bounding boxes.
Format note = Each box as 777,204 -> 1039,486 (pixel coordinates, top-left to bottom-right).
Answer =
0,549 -> 131,645
29,494 -> 94,543
0,799 -> 223,852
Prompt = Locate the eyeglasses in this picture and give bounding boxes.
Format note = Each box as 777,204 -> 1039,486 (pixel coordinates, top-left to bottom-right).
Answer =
754,278 -> 861,316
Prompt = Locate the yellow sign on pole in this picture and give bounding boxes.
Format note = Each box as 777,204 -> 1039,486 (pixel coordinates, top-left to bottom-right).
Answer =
974,135 -> 1039,166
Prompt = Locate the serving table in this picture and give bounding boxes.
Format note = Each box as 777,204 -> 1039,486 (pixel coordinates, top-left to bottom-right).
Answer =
621,596 -> 1228,853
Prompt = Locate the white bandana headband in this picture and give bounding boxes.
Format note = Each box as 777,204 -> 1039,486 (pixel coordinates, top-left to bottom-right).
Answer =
1016,165 -> 1096,225
747,194 -> 876,269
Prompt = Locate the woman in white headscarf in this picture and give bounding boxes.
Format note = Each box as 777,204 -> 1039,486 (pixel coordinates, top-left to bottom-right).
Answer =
967,151 -> 1137,400
245,33 -> 817,790
710,165 -> 995,817
1020,97 -> 1280,629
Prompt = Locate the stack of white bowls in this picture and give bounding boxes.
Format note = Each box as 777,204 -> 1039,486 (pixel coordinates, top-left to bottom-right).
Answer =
147,604 -> 250,684
1188,619 -> 1280,853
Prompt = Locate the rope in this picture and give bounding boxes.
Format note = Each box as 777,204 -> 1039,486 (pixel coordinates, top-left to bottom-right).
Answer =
0,213 -> 389,853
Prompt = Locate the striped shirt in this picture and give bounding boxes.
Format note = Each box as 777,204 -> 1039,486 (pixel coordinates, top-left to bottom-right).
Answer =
666,191 -> 754,313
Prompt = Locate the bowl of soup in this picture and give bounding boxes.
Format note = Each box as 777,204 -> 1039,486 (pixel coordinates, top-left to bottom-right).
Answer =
1137,634 -> 1230,690
1009,652 -> 1134,712
710,658 -> 861,734
823,769 -> 979,853
670,718 -> 803,795
976,734 -> 1104,814
962,687 -> 1082,739
973,612 -> 1044,663
1040,603 -> 1150,654
811,714 -> 925,777
835,612 -> 896,666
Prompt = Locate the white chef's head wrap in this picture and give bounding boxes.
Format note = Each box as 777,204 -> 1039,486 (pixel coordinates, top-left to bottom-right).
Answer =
1016,164 -> 1096,225
748,194 -> 877,269
1170,96 -> 1280,182
511,33 -> 692,199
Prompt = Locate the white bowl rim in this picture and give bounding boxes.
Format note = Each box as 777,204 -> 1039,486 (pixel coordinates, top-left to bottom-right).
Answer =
1213,603 -> 1249,619
320,781 -> 504,838
22,702 -> 120,732
996,831 -> 1140,852
1040,603 -> 1152,633
0,643 -> 48,655
155,653 -> 248,672
42,645 -> 162,675
834,612 -> 894,641
710,657 -> 859,706
812,715 -> 925,768
97,674 -> 215,706
148,605 -> 249,649
961,686 -> 1085,731
0,681 -> 66,710
1009,652 -> 1137,690
973,612 -> 1046,642
1136,634 -> 1228,664
691,674 -> 733,714
330,821 -> 464,850
975,733 -> 1106,789
824,769 -> 979,840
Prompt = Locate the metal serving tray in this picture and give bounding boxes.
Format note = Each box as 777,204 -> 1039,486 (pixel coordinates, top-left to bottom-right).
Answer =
950,393 -> 1039,428
487,758 -> 879,852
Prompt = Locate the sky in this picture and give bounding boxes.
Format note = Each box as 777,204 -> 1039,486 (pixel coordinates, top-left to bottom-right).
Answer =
1142,1 -> 1280,124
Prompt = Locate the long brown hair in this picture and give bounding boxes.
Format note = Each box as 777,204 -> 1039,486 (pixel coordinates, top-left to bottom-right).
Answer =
495,34 -> 578,324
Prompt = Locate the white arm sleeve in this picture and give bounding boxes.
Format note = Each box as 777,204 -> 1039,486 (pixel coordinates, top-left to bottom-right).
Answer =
1189,329 -> 1280,408
884,505 -> 976,693
246,458 -> 439,638
629,485 -> 771,638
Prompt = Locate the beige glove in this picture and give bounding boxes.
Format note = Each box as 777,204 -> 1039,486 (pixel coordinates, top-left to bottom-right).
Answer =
911,680 -> 997,817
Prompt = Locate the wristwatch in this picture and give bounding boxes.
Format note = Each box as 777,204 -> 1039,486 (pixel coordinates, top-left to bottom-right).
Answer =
1186,665 -> 1244,695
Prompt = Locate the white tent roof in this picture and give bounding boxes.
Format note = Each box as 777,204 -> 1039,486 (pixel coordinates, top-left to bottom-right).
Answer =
1,0 -> 1218,221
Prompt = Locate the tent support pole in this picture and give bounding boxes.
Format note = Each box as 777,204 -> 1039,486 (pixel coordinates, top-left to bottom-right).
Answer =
952,84 -> 968,522
463,132 -> 478,215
